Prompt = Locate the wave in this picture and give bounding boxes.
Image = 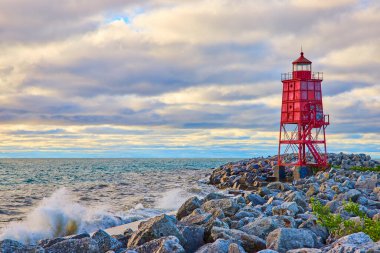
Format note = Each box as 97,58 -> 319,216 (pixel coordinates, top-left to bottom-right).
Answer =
0,185 -> 212,245
0,188 -> 161,245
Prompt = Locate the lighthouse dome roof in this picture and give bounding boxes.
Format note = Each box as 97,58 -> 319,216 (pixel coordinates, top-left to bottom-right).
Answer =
292,52 -> 312,64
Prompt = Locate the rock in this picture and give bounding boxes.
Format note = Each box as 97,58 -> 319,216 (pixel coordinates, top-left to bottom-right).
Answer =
180,209 -> 212,225
228,243 -> 247,253
284,191 -> 308,210
266,228 -> 320,252
178,225 -> 205,253
267,182 -> 288,191
306,184 -> 319,197
272,202 -> 299,216
0,239 -> 44,253
355,175 -> 377,191
257,250 -> 279,253
286,249 -> 321,253
201,199 -> 240,217
204,192 -> 229,202
298,218 -> 328,243
177,196 -> 202,220
324,232 -> 374,253
133,236 -> 185,253
245,193 -> 266,206
195,239 -> 232,253
343,189 -> 361,202
127,214 -> 185,248
45,237 -> 99,253
210,226 -> 266,252
241,216 -> 295,240
91,229 -> 123,252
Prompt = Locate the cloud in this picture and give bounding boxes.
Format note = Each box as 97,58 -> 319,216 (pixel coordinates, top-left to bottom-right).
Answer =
0,0 -> 379,157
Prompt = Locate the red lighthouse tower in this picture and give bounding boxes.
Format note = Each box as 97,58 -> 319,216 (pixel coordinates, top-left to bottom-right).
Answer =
277,51 -> 329,174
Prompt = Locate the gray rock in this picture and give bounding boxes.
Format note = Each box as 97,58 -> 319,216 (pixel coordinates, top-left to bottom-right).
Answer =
257,250 -> 279,253
45,237 -> 99,253
343,189 -> 361,202
180,209 -> 213,225
204,192 -> 228,202
195,239 -> 231,253
202,199 -> 240,217
210,226 -> 266,252
133,236 -> 185,253
272,202 -> 299,216
0,239 -> 44,253
325,232 -> 374,253
241,216 -> 295,240
355,175 -> 377,191
228,243 -> 247,253
245,193 -> 266,206
284,191 -> 308,210
298,218 -> 328,243
178,225 -> 205,253
177,196 -> 202,220
92,229 -> 123,252
266,228 -> 320,252
267,182 -> 289,191
286,249 -> 321,253
127,214 -> 185,248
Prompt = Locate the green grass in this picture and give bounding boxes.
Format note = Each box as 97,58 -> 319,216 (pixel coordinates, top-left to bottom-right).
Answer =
331,164 -> 380,172
311,198 -> 380,241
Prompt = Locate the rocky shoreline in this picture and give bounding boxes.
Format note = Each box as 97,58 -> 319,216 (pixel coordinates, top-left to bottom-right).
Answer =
1,153 -> 379,253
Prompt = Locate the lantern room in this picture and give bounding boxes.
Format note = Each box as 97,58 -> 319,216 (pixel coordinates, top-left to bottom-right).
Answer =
292,52 -> 312,79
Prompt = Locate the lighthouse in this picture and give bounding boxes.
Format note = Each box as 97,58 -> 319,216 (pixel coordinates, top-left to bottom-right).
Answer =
277,51 -> 329,179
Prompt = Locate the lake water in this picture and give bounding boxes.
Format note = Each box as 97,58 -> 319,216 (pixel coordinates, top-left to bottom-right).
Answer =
0,158 -> 237,243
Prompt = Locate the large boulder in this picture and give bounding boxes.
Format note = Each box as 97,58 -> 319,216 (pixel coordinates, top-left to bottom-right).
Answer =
127,214 -> 185,248
298,218 -> 328,244
241,216 -> 295,240
355,174 -> 377,191
91,229 -> 123,252
178,225 -> 205,253
266,228 -> 320,252
132,236 -> 185,253
0,239 -> 44,253
44,237 -> 100,253
177,197 -> 202,220
210,227 -> 266,252
201,199 -> 240,217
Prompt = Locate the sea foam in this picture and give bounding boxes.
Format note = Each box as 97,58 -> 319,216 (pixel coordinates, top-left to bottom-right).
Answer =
0,188 -> 125,244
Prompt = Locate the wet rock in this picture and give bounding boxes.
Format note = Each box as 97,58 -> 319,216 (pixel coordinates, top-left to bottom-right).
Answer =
210,226 -> 266,252
266,228 -> 320,252
204,192 -> 229,202
201,198 -> 240,217
92,229 -> 123,252
132,236 -> 185,253
127,214 -> 185,248
0,239 -> 44,253
45,237 -> 99,253
177,196 -> 202,220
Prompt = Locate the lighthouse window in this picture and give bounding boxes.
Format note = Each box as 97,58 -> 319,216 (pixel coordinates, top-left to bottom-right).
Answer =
308,82 -> 314,90
301,91 -> 307,100
315,83 -> 321,91
301,81 -> 307,90
316,92 -> 321,100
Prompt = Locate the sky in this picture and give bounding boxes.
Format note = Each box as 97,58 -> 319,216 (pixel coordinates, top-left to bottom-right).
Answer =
0,0 -> 379,158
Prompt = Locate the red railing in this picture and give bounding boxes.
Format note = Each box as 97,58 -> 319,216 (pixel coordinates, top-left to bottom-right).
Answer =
281,72 -> 323,81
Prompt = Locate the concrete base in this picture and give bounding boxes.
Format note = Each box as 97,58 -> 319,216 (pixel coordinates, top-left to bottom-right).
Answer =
274,165 -> 286,181
293,166 -> 313,180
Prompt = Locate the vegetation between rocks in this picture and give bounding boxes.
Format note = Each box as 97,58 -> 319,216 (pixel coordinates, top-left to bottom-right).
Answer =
311,198 -> 380,241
